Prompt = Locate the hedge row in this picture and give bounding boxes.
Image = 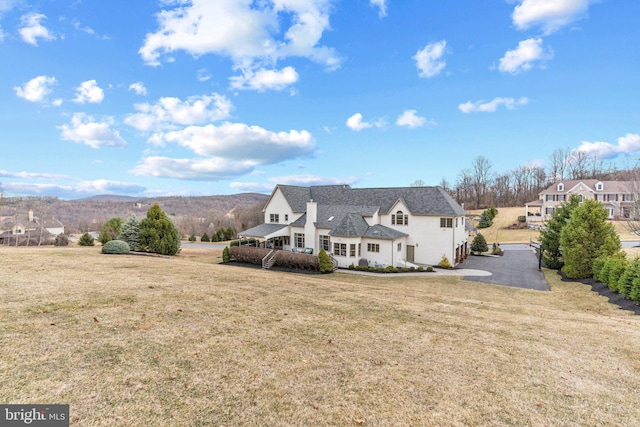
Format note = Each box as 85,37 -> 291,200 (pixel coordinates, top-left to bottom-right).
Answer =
347,264 -> 433,273
228,246 -> 320,271
593,253 -> 640,303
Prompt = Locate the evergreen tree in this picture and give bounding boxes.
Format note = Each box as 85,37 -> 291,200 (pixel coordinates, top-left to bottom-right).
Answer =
540,195 -> 581,269
470,233 -> 488,255
201,232 -> 210,242
318,249 -> 333,273
560,199 -> 621,279
118,215 -> 140,251
78,232 -> 95,246
98,217 -> 123,245
138,203 -> 181,256
477,211 -> 492,228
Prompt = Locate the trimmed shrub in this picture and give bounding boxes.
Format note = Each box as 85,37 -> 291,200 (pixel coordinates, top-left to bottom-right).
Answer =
630,277 -> 640,303
348,263 -> 355,270
517,215 -> 526,223
222,246 -> 230,263
230,238 -> 257,247
417,266 -> 424,272
78,232 -> 95,246
401,267 -> 409,273
318,249 -> 334,273
592,256 -> 608,282
617,256 -> 640,297
368,266 -> 375,272
604,253 -> 627,292
229,246 -> 270,265
437,254 -> 452,269
426,266 -> 434,272
188,235 -> 197,242
101,239 -> 130,254
376,267 -> 384,273
54,234 -> 69,246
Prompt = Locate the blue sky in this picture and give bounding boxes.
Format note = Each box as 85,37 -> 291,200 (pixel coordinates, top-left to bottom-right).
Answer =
1,0 -> 639,199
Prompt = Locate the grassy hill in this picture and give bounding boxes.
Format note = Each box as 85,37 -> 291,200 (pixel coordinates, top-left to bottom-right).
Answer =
468,206 -> 640,245
1,246 -> 639,425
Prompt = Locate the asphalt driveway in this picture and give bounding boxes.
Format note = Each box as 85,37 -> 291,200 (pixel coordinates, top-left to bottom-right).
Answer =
460,245 -> 550,291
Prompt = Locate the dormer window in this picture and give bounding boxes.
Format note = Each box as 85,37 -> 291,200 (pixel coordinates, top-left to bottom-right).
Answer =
596,182 -> 603,191
392,210 -> 408,225
557,183 -> 564,191
269,214 -> 279,223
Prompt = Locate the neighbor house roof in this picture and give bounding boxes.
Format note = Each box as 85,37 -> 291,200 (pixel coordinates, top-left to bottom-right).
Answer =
540,180 -> 633,194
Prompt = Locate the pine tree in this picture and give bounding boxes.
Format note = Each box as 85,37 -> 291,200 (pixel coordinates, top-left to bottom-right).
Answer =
318,249 -> 333,273
470,233 -> 488,255
118,215 -> 140,251
540,195 -> 580,269
201,232 -> 210,242
138,203 -> 181,256
477,211 -> 492,229
560,199 -> 621,279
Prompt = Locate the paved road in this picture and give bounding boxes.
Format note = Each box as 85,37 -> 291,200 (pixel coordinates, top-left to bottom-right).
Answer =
460,246 -> 550,291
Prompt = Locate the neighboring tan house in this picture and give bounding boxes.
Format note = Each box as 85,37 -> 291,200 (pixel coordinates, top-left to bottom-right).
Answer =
0,209 -> 65,244
238,184 -> 469,269
525,180 -> 636,224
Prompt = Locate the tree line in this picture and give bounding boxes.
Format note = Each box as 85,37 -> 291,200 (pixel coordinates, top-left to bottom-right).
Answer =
429,148 -> 638,210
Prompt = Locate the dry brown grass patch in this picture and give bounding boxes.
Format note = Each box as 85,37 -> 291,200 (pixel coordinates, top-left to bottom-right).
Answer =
1,246 -> 640,425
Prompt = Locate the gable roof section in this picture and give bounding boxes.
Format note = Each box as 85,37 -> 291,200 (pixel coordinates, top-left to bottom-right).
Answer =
329,214 -> 407,240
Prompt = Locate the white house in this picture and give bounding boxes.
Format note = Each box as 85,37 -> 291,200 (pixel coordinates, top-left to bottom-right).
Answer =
525,179 -> 636,224
0,209 -> 65,244
238,184 -> 469,269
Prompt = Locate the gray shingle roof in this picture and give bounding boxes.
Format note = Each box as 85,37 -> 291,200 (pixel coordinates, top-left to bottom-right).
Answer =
238,223 -> 288,238
277,184 -> 465,216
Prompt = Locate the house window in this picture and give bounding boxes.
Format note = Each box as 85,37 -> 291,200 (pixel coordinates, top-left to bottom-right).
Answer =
350,244 -> 356,257
358,244 -> 361,256
392,210 -> 408,225
333,243 -> 347,256
546,207 -> 554,214
558,183 -> 564,191
269,214 -> 279,223
440,218 -> 453,228
623,207 -> 632,218
285,214 -> 289,221
546,194 -> 554,201
397,242 -> 402,252
319,235 -> 330,251
367,243 -> 380,253
294,233 -> 305,248
596,182 -> 603,191
557,195 -> 565,201
623,194 -> 633,202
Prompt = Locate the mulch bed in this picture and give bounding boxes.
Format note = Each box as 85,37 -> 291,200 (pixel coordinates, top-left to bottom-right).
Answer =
558,270 -> 640,315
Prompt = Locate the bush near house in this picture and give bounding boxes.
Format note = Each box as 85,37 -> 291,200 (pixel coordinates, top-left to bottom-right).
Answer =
222,246 -> 230,263
54,234 -> 69,246
470,233 -> 488,255
437,254 -> 452,269
318,249 -> 333,274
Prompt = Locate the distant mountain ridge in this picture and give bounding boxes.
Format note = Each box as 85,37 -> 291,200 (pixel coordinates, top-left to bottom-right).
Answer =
1,193 -> 269,234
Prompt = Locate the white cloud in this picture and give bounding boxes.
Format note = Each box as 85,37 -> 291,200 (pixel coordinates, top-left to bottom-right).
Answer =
0,170 -> 70,180
130,156 -> 258,180
19,13 -> 56,46
128,82 -> 148,96
498,38 -> 552,74
14,75 -> 56,102
0,0 -> 20,14
139,0 -> 341,90
458,97 -> 529,113
197,68 -> 211,82
268,174 -> 359,186
229,66 -> 299,91
396,110 -> 430,128
1,180 -> 145,198
414,40 -> 447,78
229,181 -> 276,193
370,0 -> 388,17
154,122 -> 316,164
512,0 -> 592,34
346,113 -> 385,131
575,133 -> 640,160
125,93 -> 233,132
59,113 -> 126,149
73,80 -> 104,104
